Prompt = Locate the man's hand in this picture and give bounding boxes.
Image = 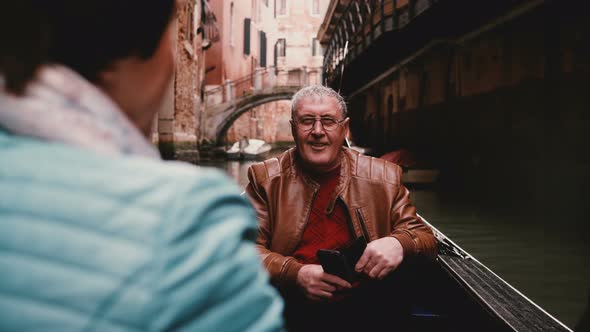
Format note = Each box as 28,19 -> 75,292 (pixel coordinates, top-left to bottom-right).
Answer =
296,264 -> 352,301
355,237 -> 404,279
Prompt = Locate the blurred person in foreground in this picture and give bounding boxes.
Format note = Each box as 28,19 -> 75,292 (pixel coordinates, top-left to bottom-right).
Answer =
246,85 -> 437,331
0,1 -> 283,331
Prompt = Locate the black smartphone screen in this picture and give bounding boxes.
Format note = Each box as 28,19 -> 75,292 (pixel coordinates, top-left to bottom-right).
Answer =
317,249 -> 356,282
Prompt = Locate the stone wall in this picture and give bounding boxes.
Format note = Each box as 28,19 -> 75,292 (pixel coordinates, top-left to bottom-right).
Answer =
156,0 -> 204,158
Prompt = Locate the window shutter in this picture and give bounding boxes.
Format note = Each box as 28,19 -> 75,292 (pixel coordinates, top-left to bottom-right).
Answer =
244,18 -> 251,55
260,31 -> 267,67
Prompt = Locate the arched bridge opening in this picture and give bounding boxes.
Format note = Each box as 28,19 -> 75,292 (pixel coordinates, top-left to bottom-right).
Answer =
214,92 -> 294,146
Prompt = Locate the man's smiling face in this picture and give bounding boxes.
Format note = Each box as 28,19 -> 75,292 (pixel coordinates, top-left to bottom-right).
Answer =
291,95 -> 349,173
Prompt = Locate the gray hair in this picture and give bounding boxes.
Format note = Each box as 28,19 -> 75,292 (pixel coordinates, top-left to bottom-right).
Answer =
290,85 -> 347,119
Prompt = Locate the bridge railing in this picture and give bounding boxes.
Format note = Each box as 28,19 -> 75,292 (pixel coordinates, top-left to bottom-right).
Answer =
204,66 -> 322,108
232,71 -> 255,100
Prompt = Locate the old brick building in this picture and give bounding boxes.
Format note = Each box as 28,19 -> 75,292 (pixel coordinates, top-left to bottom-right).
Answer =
155,0 -> 213,158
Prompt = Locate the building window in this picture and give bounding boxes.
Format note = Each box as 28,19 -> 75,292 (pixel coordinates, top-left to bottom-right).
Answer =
276,38 -> 286,57
229,3 -> 234,46
311,0 -> 320,15
252,0 -> 261,22
276,0 -> 287,16
274,38 -> 286,67
312,38 -> 322,56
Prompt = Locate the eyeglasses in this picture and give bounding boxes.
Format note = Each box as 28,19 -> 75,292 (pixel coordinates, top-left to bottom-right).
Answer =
293,116 -> 347,131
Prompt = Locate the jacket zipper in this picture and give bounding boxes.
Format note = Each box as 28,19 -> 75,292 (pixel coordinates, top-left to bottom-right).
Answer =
337,197 -> 357,239
355,208 -> 371,241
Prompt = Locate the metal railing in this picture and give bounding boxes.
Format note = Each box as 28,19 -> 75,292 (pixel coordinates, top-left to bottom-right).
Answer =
322,0 -> 436,86
204,65 -> 322,107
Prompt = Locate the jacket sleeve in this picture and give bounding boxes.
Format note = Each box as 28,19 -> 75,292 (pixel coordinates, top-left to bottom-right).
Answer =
245,165 -> 303,287
152,168 -> 284,332
389,180 -> 437,259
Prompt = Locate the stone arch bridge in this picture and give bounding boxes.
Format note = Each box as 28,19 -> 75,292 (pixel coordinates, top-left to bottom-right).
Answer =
202,66 -> 321,146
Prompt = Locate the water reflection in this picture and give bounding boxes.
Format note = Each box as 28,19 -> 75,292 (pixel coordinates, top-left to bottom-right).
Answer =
411,189 -> 589,330
197,148 -> 290,188
198,154 -> 280,188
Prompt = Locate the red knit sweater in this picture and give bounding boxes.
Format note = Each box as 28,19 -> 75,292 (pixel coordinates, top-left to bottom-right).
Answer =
292,167 -> 353,264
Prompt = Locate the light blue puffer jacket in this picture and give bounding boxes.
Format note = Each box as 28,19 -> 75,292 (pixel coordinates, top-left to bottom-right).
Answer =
0,130 -> 284,331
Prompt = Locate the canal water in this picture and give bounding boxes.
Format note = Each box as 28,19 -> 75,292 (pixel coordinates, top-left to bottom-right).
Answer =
197,147 -> 589,329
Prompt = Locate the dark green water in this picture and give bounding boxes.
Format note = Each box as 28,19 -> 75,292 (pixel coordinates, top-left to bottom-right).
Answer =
198,148 -> 589,329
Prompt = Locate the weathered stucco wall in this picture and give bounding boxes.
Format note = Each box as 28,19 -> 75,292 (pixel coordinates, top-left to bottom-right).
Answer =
226,100 -> 292,144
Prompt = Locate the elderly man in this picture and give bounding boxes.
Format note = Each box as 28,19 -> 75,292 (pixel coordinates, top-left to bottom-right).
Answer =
246,85 -> 436,331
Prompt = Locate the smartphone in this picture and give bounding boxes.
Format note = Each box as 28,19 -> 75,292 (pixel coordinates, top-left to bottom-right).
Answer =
340,236 -> 367,266
317,249 -> 356,282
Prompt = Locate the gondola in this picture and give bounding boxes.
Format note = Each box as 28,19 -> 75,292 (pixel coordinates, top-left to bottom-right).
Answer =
239,196 -> 572,331
405,216 -> 572,332
242,139 -> 573,331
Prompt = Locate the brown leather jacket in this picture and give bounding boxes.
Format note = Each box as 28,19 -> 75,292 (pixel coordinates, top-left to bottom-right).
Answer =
245,148 -> 436,287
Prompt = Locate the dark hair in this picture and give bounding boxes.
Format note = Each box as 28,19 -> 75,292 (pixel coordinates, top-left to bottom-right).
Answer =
0,1 -> 176,94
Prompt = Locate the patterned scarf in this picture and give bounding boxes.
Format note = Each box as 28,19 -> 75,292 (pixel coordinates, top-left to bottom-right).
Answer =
0,65 -> 160,159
